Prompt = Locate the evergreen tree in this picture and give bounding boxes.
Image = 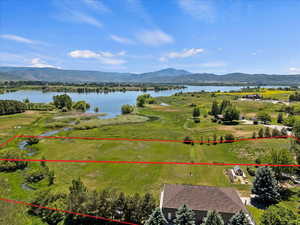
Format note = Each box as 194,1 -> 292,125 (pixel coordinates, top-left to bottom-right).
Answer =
219,100 -> 231,114
202,211 -> 224,225
220,136 -> 224,143
228,211 -> 251,225
277,113 -> 284,123
258,128 -> 264,138
271,129 -> 281,137
113,192 -> 127,220
193,107 -> 200,118
213,134 -> 217,145
252,132 -> 256,139
223,107 -> 240,122
211,101 -> 219,116
65,178 -> 88,224
140,193 -> 156,223
174,204 -> 195,225
251,167 -> 280,204
264,127 -> 271,137
200,136 -> 204,145
145,208 -> 167,225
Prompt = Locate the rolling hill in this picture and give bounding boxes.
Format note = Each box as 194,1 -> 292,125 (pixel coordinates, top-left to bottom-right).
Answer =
0,66 -> 300,85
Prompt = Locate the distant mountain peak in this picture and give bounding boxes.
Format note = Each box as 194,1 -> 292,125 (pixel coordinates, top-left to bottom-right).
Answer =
140,68 -> 191,77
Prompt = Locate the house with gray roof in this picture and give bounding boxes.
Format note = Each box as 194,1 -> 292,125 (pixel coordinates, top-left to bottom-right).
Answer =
160,184 -> 252,224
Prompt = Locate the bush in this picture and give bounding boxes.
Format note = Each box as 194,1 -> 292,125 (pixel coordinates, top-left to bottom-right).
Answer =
25,168 -> 45,183
224,134 -> 235,142
183,136 -> 193,145
121,104 -> 134,114
0,149 -> 27,172
193,117 -> 200,123
27,137 -> 39,145
247,167 -> 256,176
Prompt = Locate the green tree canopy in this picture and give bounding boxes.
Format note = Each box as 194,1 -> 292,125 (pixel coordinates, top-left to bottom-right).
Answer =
145,208 -> 167,225
53,94 -> 72,110
223,107 -> 240,122
174,204 -> 195,225
228,211 -> 251,225
251,167 -> 280,204
202,211 -> 224,225
261,205 -> 298,225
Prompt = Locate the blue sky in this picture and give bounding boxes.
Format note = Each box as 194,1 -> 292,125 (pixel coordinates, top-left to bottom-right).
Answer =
1,0 -> 300,74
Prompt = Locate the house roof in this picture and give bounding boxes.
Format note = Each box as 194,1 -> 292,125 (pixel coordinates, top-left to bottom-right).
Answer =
162,184 -> 247,214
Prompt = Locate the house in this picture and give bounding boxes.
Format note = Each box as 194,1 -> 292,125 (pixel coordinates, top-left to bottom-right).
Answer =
160,184 -> 251,224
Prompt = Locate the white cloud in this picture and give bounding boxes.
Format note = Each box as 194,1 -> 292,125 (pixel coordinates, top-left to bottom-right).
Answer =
110,35 -> 135,44
0,34 -> 35,44
160,48 -> 204,61
69,50 -> 126,65
289,67 -> 300,73
178,0 -> 215,22
136,30 -> 174,46
81,0 -> 111,13
30,58 -> 60,68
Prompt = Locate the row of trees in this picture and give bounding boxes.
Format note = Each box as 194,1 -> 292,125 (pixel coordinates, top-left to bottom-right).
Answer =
252,127 -> 287,139
29,178 -> 156,225
183,134 -> 235,145
146,206 -> 251,225
0,100 -> 26,115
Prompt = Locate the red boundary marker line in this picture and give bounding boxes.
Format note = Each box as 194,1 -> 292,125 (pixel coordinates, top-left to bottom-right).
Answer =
0,135 -> 18,148
0,134 -> 299,167
0,197 -> 138,225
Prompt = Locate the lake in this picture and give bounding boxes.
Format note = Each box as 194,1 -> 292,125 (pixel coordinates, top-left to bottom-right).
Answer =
0,86 -> 274,118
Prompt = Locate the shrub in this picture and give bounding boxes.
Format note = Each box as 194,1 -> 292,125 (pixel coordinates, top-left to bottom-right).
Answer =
183,136 -> 193,145
224,134 -> 235,142
121,104 -> 134,114
247,167 -> 256,176
27,137 -> 39,145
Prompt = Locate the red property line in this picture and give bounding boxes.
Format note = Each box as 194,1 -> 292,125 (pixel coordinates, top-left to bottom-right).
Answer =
16,134 -> 300,144
0,197 -> 138,225
0,134 -> 299,167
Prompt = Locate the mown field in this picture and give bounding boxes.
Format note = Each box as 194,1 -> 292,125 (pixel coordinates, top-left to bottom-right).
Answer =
0,90 -> 299,224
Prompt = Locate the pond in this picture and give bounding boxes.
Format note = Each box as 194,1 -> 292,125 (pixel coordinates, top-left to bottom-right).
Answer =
0,85 -> 276,118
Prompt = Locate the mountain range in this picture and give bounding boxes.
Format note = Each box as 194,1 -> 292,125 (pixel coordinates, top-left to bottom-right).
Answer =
1,67 -> 300,85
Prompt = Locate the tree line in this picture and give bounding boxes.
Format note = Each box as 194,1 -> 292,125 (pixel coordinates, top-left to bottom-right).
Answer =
29,178 -> 156,225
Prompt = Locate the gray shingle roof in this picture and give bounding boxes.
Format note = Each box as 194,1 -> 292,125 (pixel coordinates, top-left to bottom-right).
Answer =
162,184 -> 247,214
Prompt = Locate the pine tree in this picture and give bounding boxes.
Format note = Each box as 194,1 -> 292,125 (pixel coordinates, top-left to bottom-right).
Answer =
65,178 -> 88,224
211,101 -> 219,116
203,211 -> 224,225
145,208 -> 167,225
228,211 -> 251,225
213,134 -> 217,145
174,204 -> 195,225
251,167 -> 280,204
220,136 -> 224,143
277,113 -> 284,124
252,132 -> 257,139
140,193 -> 156,223
265,127 -> 271,137
113,192 -> 127,220
258,128 -> 264,138
193,107 -> 200,118
271,129 -> 281,137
